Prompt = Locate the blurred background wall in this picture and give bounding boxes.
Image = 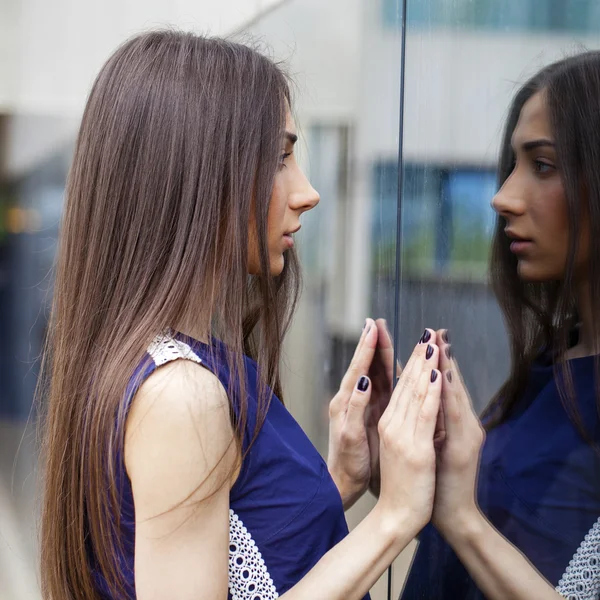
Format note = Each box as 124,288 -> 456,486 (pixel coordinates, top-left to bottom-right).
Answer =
1,1 -> 600,598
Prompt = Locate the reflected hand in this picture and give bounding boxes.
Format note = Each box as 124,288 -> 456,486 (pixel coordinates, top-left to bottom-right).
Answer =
327,318 -> 378,510
365,319 -> 402,497
432,331 -> 486,535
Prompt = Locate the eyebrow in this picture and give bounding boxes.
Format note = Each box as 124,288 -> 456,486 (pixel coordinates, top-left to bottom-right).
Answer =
285,132 -> 298,145
512,138 -> 555,152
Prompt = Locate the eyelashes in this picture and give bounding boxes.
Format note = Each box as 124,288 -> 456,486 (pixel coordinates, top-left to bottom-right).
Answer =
279,152 -> 292,169
507,158 -> 555,176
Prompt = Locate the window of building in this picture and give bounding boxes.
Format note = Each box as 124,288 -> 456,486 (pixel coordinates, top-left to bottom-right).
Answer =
383,0 -> 600,34
372,161 -> 496,279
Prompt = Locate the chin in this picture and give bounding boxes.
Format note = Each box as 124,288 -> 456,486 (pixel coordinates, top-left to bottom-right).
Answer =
517,261 -> 562,283
269,255 -> 285,276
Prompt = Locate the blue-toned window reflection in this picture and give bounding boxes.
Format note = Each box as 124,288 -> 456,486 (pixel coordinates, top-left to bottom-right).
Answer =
372,162 -> 496,278
384,0 -> 600,33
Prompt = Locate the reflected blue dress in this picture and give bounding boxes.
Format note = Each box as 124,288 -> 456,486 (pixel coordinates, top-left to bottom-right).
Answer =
90,331 -> 370,600
402,353 -> 600,599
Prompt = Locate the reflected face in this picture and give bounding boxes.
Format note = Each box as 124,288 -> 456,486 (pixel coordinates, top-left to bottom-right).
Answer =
491,92 -> 589,283
248,111 -> 320,276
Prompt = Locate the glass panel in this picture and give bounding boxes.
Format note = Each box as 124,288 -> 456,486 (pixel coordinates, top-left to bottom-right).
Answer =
398,0 -> 600,597
385,0 -> 600,33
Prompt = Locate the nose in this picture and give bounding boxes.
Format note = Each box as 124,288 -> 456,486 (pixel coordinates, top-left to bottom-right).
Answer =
290,169 -> 320,213
491,176 -> 526,218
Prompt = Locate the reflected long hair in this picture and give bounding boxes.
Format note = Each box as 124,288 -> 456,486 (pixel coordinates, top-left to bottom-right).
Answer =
39,30 -> 301,600
483,51 -> 600,440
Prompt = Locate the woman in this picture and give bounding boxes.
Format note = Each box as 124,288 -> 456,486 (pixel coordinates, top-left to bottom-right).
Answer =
39,30 -> 443,600
402,52 -> 600,599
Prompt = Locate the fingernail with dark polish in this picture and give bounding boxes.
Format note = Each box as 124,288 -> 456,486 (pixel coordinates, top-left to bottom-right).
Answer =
445,346 -> 452,359
442,330 -> 450,343
447,371 -> 453,383
431,370 -> 438,383
426,344 -> 434,360
420,329 -> 431,344
358,376 -> 369,392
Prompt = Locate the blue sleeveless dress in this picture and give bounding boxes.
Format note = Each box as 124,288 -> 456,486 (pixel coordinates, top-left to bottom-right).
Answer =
91,331 -> 370,599
401,354 -> 600,600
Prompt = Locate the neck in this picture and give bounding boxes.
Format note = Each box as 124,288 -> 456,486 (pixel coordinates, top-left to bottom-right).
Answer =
571,278 -> 599,358
173,312 -> 212,345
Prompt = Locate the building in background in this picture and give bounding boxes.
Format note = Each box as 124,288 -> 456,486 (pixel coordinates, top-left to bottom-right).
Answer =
1,1 -> 600,598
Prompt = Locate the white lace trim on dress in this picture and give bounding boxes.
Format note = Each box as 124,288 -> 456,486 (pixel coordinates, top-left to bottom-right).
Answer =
147,332 -> 202,366
229,509 -> 279,600
557,517 -> 600,599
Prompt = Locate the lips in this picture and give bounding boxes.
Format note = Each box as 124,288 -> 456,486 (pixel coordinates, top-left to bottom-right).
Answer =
505,230 -> 533,255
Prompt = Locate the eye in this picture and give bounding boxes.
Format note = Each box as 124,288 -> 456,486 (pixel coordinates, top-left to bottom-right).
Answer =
279,152 -> 292,169
533,159 -> 554,174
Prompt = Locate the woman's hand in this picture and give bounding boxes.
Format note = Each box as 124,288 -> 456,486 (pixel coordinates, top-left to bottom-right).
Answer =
327,319 -> 379,509
364,318 -> 400,498
375,329 -> 442,535
432,331 -> 486,535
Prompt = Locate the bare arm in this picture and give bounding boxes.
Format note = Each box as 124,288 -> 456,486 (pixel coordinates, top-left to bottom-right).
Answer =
127,333 -> 441,600
442,510 -> 562,600
125,360 -> 236,600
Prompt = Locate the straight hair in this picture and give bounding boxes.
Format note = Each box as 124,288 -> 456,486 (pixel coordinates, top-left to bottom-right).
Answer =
39,30 -> 301,599
484,51 -> 600,446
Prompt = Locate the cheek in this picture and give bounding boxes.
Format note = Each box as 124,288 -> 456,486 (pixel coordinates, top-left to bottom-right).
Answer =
533,184 -> 569,244
267,180 -> 287,236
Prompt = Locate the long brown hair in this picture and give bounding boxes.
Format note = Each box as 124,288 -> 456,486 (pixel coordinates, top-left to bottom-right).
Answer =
39,30 -> 301,599
483,51 -> 600,442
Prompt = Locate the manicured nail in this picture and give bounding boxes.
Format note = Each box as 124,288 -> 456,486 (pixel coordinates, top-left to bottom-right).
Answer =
420,329 -> 431,344
357,376 -> 369,392
447,371 -> 453,383
445,346 -> 452,359
431,370 -> 438,383
442,330 -> 450,343
426,344 -> 434,360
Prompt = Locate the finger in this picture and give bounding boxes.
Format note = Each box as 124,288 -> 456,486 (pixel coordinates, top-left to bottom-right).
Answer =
433,397 -> 446,450
339,319 -> 378,395
381,328 -> 436,426
345,376 -> 371,432
446,356 -> 475,415
375,318 -> 402,380
442,369 -> 462,437
414,368 -> 442,441
395,328 -> 436,389
436,329 -> 475,416
404,367 -> 433,432
395,338 -> 439,421
436,328 -> 452,375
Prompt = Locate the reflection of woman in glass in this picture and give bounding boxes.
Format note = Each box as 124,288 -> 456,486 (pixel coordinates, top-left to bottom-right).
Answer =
39,30 -> 445,600
402,52 -> 600,599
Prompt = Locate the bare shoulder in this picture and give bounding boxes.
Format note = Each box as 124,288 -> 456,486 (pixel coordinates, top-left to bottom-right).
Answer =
127,358 -> 230,432
125,359 -> 239,519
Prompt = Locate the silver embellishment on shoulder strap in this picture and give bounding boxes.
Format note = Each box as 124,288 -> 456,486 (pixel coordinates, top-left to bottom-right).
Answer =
556,517 -> 600,600
147,331 -> 202,366
228,509 -> 279,600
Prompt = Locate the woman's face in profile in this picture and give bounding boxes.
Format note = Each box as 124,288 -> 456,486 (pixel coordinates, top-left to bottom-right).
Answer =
491,91 -> 589,283
248,110 -> 320,276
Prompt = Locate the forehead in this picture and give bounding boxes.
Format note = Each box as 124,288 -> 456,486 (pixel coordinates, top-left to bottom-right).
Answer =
512,91 -> 552,143
285,110 -> 297,136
